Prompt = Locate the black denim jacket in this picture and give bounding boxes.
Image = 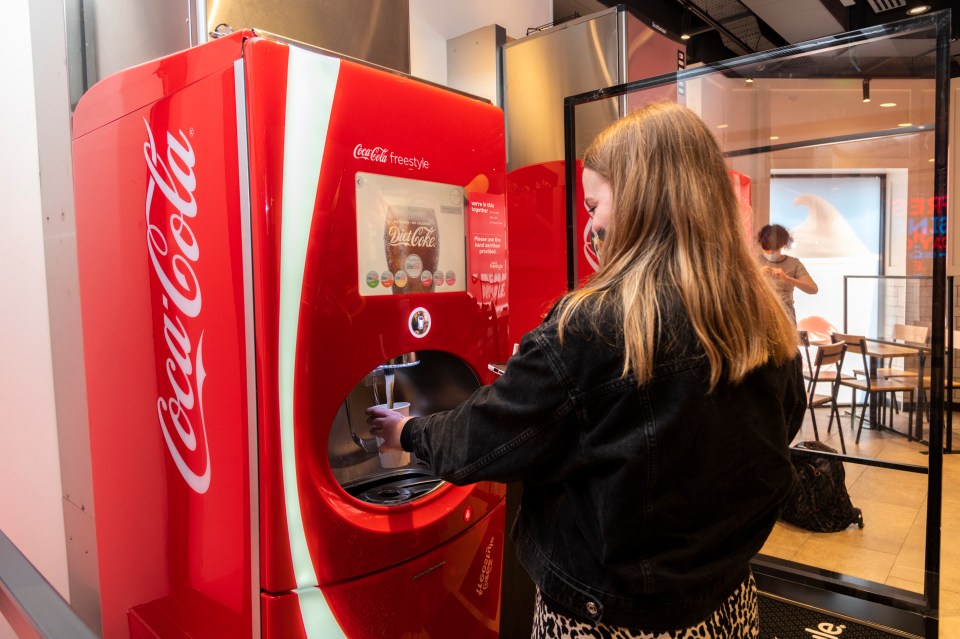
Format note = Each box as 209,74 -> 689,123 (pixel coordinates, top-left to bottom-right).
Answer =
401,303 -> 805,631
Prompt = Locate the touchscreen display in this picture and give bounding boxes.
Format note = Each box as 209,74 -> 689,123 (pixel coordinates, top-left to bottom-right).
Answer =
356,172 -> 466,296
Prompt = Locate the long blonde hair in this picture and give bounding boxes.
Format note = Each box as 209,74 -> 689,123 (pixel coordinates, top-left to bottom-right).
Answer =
557,102 -> 797,389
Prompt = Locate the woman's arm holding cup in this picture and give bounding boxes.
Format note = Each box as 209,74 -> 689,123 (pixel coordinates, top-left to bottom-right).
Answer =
366,407 -> 412,450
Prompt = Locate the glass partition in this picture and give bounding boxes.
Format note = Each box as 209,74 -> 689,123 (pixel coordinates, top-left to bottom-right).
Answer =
564,11 -> 950,637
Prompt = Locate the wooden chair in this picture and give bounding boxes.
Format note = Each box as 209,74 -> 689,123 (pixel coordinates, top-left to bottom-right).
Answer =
832,333 -> 917,444
800,328 -> 851,394
869,324 -> 928,379
802,340 -> 847,453
890,330 -> 960,440
799,330 -> 814,377
898,330 -> 960,388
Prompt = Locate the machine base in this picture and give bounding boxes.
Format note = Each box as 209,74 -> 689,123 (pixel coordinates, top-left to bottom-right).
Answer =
262,503 -> 506,639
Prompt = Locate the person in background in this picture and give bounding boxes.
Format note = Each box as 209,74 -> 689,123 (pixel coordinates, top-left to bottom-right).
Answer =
757,223 -> 819,323
368,102 -> 804,639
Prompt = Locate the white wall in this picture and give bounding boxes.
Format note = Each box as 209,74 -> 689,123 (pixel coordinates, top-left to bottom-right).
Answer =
409,0 -> 551,84
0,0 -> 70,637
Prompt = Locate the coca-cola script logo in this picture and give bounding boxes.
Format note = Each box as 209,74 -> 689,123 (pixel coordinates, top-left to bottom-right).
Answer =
353,144 -> 389,163
143,118 -> 211,494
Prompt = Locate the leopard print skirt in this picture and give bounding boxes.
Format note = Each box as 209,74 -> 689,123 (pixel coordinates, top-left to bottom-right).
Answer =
531,572 -> 758,639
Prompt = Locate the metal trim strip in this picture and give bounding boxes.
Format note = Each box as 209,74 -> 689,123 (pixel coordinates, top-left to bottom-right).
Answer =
234,56 -> 261,639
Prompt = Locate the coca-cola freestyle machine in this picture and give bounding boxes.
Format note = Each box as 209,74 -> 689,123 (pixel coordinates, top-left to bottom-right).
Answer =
71,32 -> 509,638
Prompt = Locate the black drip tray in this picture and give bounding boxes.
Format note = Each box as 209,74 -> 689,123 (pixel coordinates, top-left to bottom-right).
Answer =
346,471 -> 444,505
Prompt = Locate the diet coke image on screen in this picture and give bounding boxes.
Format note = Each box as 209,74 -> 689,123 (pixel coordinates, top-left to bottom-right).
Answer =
356,172 -> 467,296
385,203 -> 439,293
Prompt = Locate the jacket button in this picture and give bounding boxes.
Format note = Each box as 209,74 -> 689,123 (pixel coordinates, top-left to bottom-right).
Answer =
585,601 -> 599,616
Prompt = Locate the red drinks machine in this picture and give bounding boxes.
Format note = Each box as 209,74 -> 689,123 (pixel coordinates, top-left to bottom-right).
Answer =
505,164 -> 751,338
72,31 -> 509,638
506,161 -> 586,338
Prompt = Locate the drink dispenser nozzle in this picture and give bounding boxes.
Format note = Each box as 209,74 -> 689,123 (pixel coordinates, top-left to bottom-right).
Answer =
345,352 -> 420,454
376,352 -> 420,409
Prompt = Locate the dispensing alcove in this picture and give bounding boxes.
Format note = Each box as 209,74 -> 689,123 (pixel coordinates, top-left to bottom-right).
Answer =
328,350 -> 480,505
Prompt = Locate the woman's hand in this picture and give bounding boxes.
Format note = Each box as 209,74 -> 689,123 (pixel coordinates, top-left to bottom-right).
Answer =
765,267 -> 787,280
365,406 -> 411,451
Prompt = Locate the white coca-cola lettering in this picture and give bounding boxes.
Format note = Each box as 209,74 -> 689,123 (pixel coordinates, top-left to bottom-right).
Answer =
162,312 -> 195,413
353,143 -> 389,163
144,118 -> 211,494
386,224 -> 437,248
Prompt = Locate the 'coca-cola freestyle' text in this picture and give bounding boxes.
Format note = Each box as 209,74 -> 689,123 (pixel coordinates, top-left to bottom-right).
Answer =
144,118 -> 211,494
354,143 -> 430,170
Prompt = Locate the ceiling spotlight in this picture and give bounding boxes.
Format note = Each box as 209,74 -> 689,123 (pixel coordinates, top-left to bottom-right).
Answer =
906,4 -> 932,15
862,78 -> 870,103
716,123 -> 729,129
769,136 -> 780,141
745,78 -> 754,84
880,102 -> 897,108
680,7 -> 691,40
898,122 -> 913,127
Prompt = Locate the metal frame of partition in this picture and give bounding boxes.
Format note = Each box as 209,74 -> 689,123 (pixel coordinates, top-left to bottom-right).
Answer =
563,10 -> 951,638
0,529 -> 98,639
843,273 -> 957,453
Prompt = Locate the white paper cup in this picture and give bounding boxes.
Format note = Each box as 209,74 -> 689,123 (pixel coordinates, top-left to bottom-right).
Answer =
371,401 -> 411,468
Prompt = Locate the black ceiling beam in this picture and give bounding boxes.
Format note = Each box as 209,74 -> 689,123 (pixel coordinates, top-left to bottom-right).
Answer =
681,2 -> 756,55
604,0 -> 757,57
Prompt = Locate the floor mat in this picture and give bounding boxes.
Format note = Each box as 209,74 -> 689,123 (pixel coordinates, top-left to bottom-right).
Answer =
760,592 -> 921,639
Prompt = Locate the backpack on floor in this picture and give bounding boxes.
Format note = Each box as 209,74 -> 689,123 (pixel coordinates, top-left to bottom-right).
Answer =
780,440 -> 865,533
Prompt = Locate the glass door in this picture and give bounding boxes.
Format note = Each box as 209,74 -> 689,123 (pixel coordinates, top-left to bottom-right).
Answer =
564,10 -> 951,637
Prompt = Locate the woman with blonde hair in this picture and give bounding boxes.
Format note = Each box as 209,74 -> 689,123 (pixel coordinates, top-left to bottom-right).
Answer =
369,102 -> 804,638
